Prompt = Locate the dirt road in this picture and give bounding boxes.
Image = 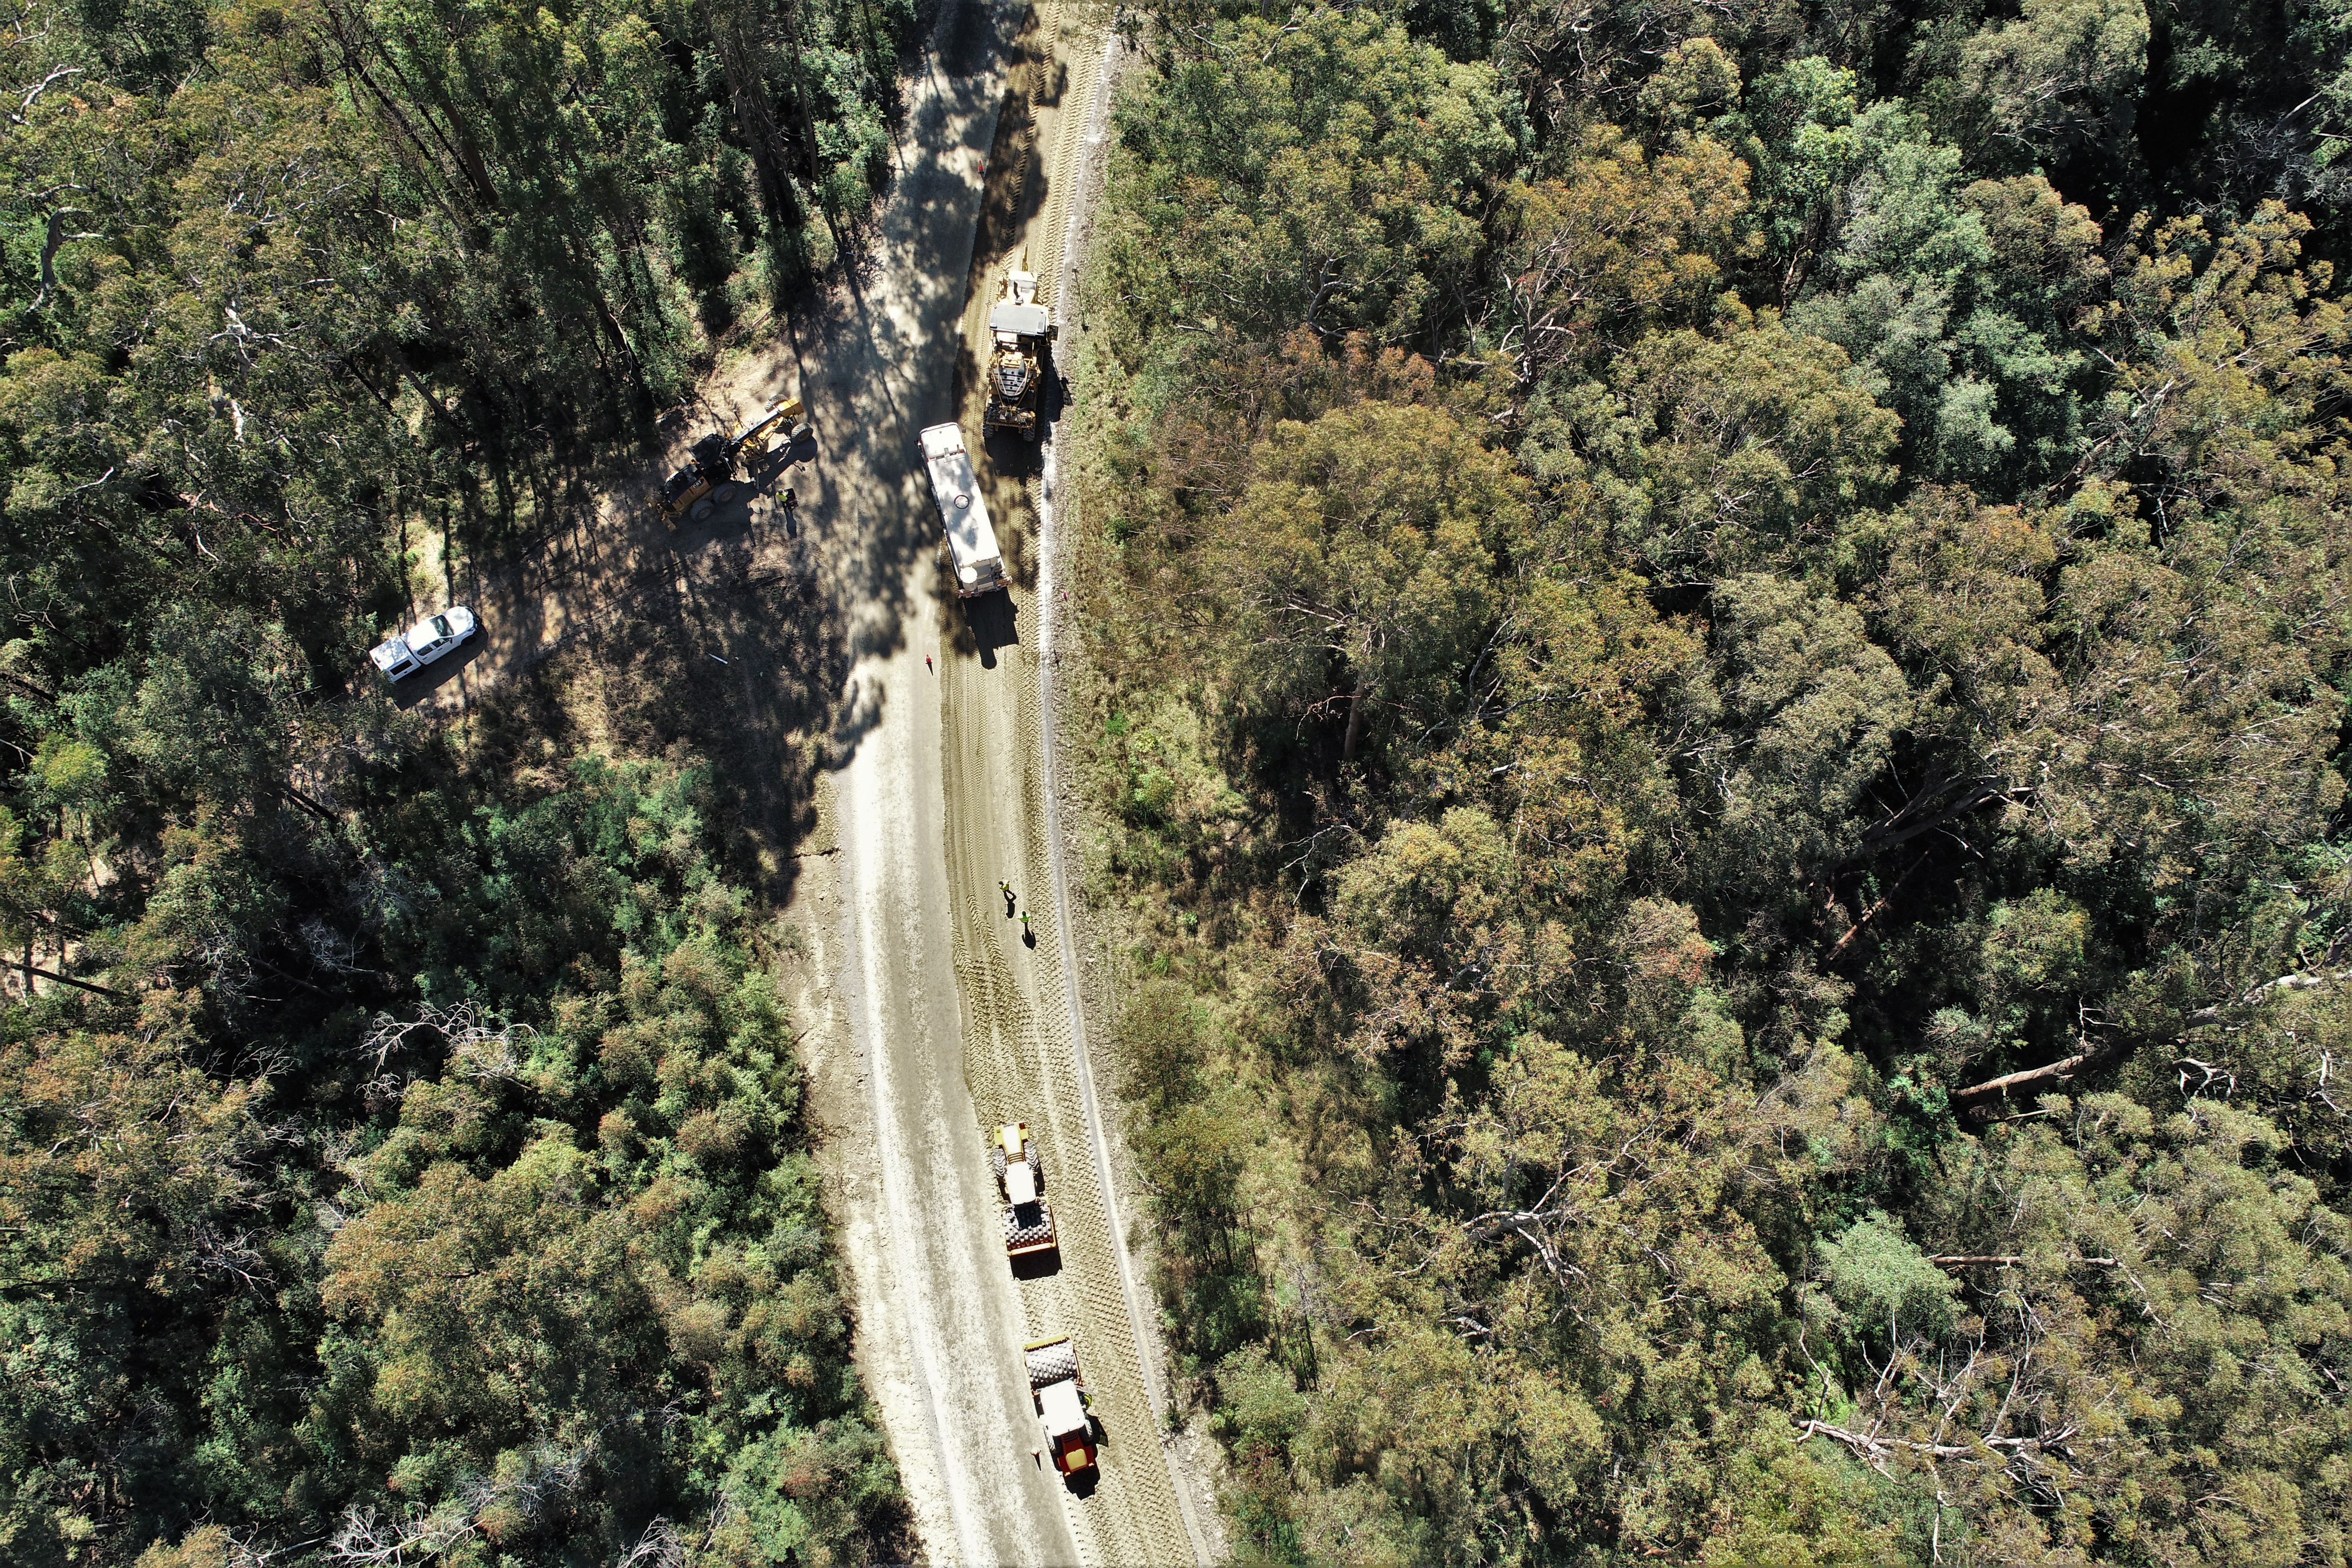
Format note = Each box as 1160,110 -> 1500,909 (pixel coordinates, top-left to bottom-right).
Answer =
789,5 -> 1208,1565
778,6 -> 1079,1560
933,4 -> 1212,1564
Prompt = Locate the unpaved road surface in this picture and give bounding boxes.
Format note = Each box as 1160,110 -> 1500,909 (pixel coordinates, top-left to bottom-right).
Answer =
790,4 -> 1210,1565
936,5 -> 1212,1565
782,6 -> 1081,1559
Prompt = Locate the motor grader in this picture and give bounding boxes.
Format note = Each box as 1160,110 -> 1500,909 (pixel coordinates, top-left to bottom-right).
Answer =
982,261 -> 1054,442
659,397 -> 809,527
991,1122 -> 1056,1259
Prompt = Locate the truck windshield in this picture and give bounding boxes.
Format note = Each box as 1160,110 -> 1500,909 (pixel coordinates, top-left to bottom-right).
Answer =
429,615 -> 452,640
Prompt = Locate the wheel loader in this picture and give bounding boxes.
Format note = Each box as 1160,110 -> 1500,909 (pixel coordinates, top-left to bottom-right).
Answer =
991,1122 -> 1056,1258
982,261 -> 1054,443
1024,1334 -> 1095,1476
659,398 -> 809,527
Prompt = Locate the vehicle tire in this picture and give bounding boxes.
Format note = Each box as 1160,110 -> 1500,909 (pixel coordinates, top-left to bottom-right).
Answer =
690,499 -> 716,522
792,423 -> 812,442
1026,1144 -> 1043,1191
713,484 -> 738,504
1027,422 -> 1041,444
990,1146 -> 1008,1182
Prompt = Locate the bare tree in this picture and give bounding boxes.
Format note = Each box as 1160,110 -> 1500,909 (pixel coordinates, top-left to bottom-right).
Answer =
325,1504 -> 473,1565
618,1518 -> 684,1568
360,1000 -> 537,1080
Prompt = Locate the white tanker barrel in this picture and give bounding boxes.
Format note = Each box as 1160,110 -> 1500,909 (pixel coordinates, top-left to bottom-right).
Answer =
919,423 -> 1007,596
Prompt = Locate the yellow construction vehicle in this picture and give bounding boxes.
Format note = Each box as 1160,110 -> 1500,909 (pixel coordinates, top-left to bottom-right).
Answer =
659,398 -> 808,527
991,1122 -> 1056,1258
982,260 -> 1054,442
732,397 -> 807,459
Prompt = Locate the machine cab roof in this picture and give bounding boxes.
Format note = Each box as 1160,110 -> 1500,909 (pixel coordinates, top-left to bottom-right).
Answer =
1038,1380 -> 1092,1473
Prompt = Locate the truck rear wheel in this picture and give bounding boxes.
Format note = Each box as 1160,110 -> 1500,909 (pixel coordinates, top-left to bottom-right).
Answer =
691,499 -> 716,522
713,484 -> 738,504
990,1147 -> 1008,1182
1027,1145 -> 1043,1190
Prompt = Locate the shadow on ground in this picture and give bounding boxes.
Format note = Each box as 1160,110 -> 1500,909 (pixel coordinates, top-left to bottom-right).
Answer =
1011,1247 -> 1062,1283
386,635 -> 489,710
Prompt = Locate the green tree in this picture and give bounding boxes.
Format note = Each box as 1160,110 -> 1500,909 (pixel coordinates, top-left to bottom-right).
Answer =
1101,7 -> 1518,352
1210,402 -> 1519,764
1560,313 -> 1899,584
1955,0 -> 2150,168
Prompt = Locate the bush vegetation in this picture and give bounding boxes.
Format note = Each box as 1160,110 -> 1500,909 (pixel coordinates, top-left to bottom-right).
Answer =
0,0 -> 909,1559
1078,3 -> 2352,1562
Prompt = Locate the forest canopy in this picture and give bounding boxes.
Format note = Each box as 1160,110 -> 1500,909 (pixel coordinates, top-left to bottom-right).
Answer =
1076,1 -> 2352,1564
2,0 -> 909,1560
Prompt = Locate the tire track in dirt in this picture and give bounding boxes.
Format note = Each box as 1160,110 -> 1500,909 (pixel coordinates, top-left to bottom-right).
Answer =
933,6 -> 1199,1562
1029,0 -> 1101,318
943,625 -> 1190,1567
1031,15 -> 1221,1559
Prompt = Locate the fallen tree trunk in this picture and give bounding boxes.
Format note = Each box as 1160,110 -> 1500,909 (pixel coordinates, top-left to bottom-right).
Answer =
1926,1253 -> 2119,1268
2189,965 -> 2349,1023
1795,1417 -> 2077,1464
1952,1045 -> 2101,1103
12,958 -> 126,998
1955,961 -> 2351,1109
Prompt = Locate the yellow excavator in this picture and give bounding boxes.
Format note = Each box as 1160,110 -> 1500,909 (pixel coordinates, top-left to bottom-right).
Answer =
659,398 -> 808,527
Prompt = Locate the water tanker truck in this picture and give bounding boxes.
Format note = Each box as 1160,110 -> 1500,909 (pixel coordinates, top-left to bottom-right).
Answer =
919,423 -> 1007,597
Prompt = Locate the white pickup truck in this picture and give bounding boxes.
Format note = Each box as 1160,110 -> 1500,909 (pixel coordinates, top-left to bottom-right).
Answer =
919,423 -> 1007,597
369,606 -> 476,680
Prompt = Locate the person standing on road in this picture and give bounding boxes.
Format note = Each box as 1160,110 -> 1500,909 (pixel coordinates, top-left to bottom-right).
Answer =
1000,881 -> 1015,915
1019,910 -> 1031,937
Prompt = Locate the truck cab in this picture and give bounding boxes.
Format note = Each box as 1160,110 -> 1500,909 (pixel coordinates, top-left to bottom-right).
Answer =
1038,1378 -> 1093,1475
